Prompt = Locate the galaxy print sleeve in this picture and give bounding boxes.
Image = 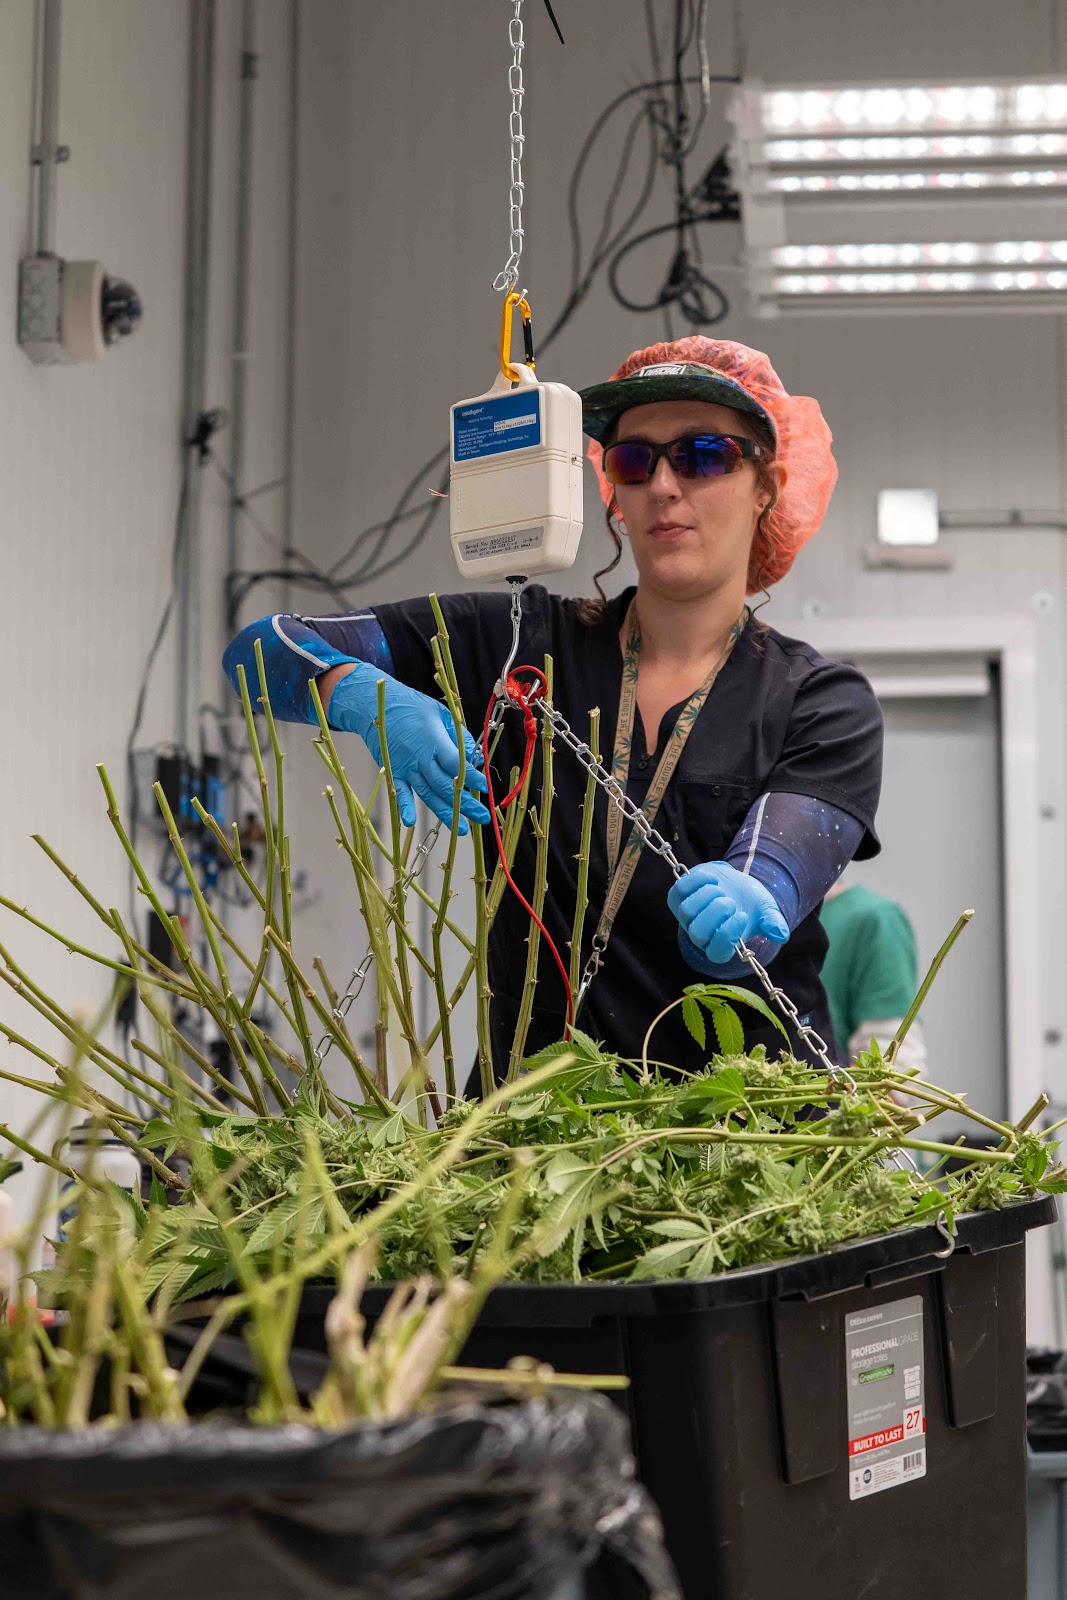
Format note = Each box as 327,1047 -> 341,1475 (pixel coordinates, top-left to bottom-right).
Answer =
678,791 -> 864,979
222,611 -> 395,724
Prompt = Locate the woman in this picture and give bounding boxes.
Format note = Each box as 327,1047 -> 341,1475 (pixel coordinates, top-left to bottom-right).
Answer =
224,336 -> 882,1081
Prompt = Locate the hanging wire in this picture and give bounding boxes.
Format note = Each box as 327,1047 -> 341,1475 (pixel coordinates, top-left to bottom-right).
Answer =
230,16 -> 740,612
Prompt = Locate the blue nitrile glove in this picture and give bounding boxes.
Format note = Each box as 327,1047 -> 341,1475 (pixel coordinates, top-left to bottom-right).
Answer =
326,665 -> 490,834
667,861 -> 790,965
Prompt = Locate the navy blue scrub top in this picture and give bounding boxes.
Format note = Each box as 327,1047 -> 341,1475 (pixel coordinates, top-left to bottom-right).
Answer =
321,585 -> 883,1080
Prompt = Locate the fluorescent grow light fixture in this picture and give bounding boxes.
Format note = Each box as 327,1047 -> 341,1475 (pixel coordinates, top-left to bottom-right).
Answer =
732,77 -> 1067,202
761,82 -> 1067,134
770,168 -> 1067,195
774,241 -> 1067,267
762,239 -> 1067,305
730,78 -> 1067,312
764,134 -> 1067,162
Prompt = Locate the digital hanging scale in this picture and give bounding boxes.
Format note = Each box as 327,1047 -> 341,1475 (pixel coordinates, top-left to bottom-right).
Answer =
450,357 -> 584,582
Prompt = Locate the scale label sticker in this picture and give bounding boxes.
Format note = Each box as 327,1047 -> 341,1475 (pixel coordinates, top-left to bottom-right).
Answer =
457,525 -> 544,561
453,391 -> 542,461
846,1295 -> 926,1501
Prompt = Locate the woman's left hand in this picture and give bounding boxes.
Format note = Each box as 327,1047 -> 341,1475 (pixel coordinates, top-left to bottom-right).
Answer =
667,861 -> 790,965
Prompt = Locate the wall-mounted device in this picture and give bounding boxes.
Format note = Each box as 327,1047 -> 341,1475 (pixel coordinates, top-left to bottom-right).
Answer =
18,0 -> 142,366
19,257 -> 141,364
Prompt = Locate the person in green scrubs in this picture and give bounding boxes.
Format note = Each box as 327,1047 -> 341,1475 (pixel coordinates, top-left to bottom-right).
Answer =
820,882 -> 927,1073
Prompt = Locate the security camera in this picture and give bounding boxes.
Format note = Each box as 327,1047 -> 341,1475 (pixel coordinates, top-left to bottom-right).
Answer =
18,256 -> 143,365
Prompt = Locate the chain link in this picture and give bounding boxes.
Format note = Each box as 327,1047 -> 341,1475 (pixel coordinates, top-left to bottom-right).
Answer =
312,822 -> 442,1071
492,0 -> 526,295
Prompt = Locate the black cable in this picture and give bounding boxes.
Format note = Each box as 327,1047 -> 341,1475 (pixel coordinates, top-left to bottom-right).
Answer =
326,447 -> 448,580
226,59 -> 741,618
604,4 -> 739,332
541,0 -> 565,45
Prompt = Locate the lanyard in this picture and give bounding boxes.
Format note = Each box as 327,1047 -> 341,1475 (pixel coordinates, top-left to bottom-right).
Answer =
592,600 -> 745,957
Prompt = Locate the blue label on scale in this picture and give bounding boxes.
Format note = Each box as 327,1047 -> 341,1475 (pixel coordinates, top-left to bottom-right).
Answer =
453,390 -> 542,462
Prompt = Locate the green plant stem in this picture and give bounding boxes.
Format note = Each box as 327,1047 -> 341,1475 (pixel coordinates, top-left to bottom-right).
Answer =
0,894 -> 192,1002
420,760 -> 532,1058
0,957 -> 172,1117
107,915 -> 245,1114
202,898 -> 303,1033
640,994 -> 685,1083
438,1364 -> 629,1391
321,786 -> 435,985
880,1079 -> 1011,1142
409,878 -> 474,952
310,686 -> 398,1097
129,1028 -> 243,1115
428,595 -> 495,1097
152,779 -> 289,1114
265,927 -> 397,1117
235,663 -> 280,1024
429,636 -> 472,1102
887,908 -> 973,1066
0,1060 -> 146,1131
508,657 -> 555,1080
0,1122 -> 77,1180
254,638 -> 318,1084
569,707 -> 600,1001
318,777 -> 436,1102
593,1126 -> 1017,1168
96,764 -> 271,1117
1000,1093 -> 1051,1149
375,677 -> 423,1098
191,799 -> 267,911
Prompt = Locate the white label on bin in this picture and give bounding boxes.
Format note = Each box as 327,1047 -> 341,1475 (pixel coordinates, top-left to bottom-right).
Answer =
846,1295 -> 926,1501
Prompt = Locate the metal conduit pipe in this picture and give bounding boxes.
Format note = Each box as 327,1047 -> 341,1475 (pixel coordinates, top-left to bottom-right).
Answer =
225,0 -> 259,641
280,0 -> 301,614
30,0 -> 66,258
176,0 -> 216,753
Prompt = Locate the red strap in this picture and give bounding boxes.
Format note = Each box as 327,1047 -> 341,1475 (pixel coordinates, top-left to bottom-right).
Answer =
481,670 -> 574,1040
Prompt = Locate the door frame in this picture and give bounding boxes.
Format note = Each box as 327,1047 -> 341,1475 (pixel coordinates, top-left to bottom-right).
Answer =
775,613 -> 1041,1119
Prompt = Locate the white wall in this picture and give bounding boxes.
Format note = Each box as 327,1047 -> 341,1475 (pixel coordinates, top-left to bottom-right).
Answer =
286,0 -> 1067,1118
0,0 -> 300,1229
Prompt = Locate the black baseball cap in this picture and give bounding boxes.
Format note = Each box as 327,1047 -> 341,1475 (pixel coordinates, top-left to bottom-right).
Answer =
579,360 -> 775,444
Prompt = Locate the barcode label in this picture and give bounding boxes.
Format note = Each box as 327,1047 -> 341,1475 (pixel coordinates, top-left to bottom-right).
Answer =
847,1296 -> 926,1500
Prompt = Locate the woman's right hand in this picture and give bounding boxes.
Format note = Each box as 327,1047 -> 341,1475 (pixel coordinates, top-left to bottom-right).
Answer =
324,664 -> 490,833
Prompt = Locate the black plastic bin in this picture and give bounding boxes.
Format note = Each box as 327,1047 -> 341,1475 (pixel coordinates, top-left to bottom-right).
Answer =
291,1195 -> 1055,1600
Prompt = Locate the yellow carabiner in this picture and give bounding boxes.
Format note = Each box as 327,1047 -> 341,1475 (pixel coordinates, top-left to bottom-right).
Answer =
499,291 -> 535,382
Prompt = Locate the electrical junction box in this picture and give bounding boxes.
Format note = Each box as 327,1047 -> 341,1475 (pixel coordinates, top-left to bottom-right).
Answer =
18,256 -> 141,364
450,362 -> 584,581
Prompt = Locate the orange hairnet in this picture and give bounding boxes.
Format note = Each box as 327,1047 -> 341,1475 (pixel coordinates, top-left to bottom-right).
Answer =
582,336 -> 838,592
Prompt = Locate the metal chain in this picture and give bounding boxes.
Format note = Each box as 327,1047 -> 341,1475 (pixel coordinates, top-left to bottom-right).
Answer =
519,691 -> 859,1095
492,0 -> 526,295
312,822 -> 442,1070
483,584 -> 931,1167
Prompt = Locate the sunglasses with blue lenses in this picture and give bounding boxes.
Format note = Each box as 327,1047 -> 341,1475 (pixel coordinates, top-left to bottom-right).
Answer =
603,433 -> 763,487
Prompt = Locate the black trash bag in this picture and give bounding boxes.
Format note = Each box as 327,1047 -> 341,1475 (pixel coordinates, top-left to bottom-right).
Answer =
0,1392 -> 680,1600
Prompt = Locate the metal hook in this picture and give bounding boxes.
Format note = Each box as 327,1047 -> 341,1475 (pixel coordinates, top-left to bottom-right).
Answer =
488,578 -> 528,734
934,1209 -> 956,1259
